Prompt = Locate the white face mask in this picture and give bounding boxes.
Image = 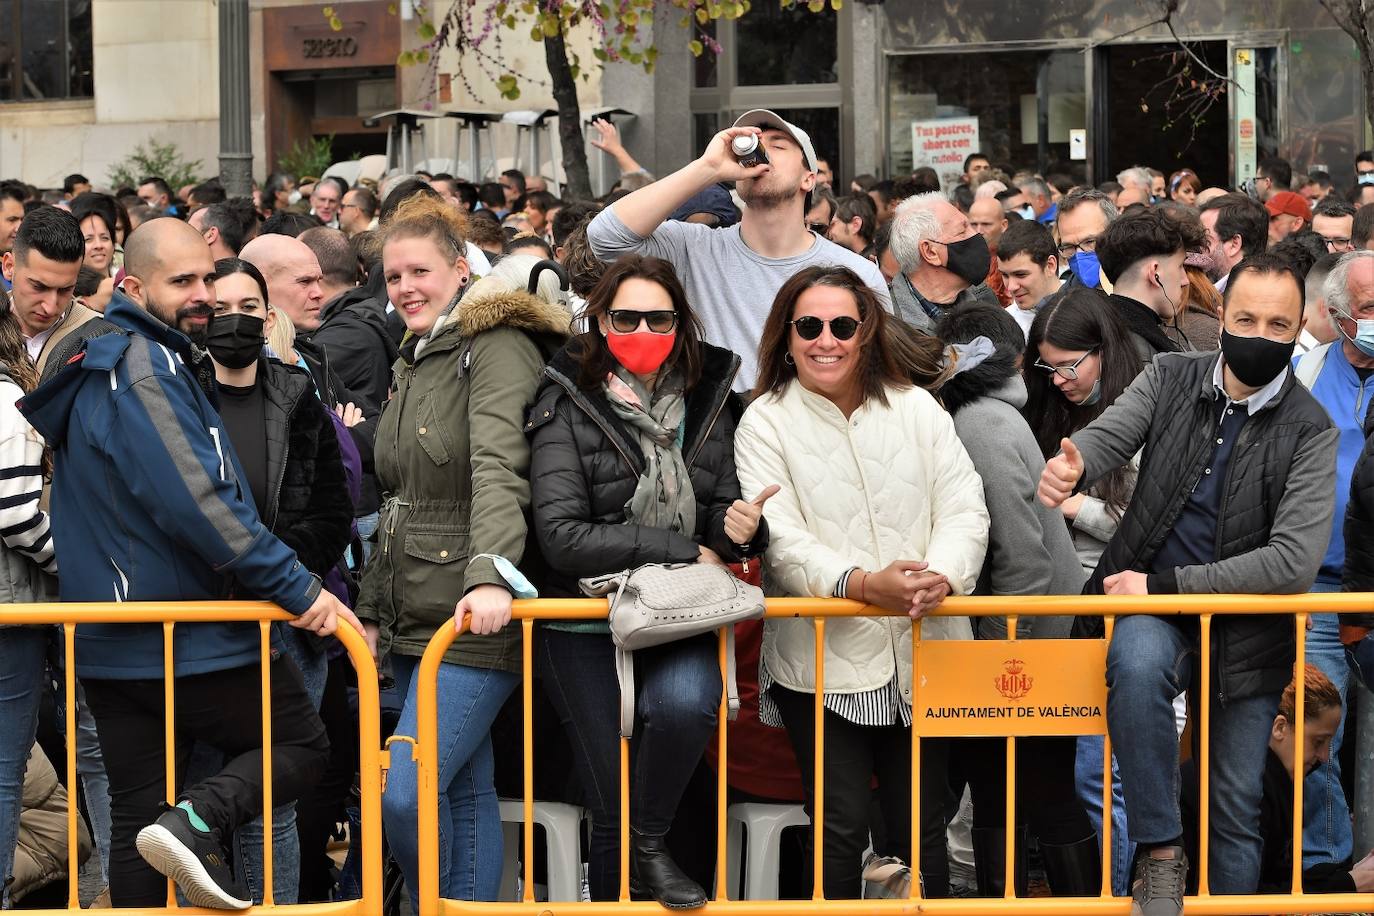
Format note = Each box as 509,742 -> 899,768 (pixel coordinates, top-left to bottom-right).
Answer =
288,189 -> 302,206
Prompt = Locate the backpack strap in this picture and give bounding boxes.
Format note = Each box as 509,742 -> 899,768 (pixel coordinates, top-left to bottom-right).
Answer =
1295,342 -> 1331,389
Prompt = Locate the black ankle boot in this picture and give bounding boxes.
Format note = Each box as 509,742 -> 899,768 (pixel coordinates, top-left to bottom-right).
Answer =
629,831 -> 707,909
1040,834 -> 1102,897
971,827 -> 1028,898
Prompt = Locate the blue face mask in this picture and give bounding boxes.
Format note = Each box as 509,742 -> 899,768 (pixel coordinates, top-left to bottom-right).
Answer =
1360,173 -> 1374,186
1337,311 -> 1374,358
1068,251 -> 1101,288
1016,204 -> 1035,221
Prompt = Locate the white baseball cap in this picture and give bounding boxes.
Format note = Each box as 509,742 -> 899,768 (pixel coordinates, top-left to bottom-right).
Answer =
731,109 -> 818,173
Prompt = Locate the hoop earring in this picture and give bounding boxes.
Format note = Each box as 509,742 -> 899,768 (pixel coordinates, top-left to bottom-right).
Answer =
784,352 -> 795,366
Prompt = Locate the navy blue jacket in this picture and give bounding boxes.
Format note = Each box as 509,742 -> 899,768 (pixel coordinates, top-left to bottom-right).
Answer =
20,295 -> 321,679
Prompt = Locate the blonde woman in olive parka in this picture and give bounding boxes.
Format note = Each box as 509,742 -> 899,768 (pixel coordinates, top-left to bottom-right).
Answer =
354,197 -> 569,905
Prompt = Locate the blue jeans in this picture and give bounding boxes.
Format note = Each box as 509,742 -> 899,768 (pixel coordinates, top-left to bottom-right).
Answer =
1106,614 -> 1278,894
355,511 -> 379,566
1075,734 -> 1133,896
1302,599 -> 1354,869
75,682 -> 113,882
383,653 -> 518,907
0,627 -> 49,906
535,628 -> 720,901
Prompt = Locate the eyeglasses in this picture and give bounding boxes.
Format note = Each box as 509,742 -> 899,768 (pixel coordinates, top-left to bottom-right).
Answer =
607,309 -> 678,334
1034,348 -> 1097,380
789,315 -> 862,341
1057,237 -> 1097,257
1322,236 -> 1353,250
807,222 -> 829,234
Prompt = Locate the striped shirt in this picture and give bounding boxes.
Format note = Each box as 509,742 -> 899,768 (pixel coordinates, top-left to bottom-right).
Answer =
0,378 -> 55,575
756,565 -> 911,729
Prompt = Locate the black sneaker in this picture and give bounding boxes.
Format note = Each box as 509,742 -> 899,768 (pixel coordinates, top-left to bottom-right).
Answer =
136,805 -> 251,910
1129,846 -> 1187,916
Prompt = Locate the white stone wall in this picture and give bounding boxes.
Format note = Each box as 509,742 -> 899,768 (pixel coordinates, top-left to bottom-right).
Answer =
0,0 -> 221,189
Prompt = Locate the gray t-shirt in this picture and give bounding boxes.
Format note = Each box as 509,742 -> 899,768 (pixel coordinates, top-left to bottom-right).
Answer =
588,207 -> 892,390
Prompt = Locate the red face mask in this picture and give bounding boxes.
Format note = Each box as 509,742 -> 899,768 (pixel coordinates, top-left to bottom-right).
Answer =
607,330 -> 676,375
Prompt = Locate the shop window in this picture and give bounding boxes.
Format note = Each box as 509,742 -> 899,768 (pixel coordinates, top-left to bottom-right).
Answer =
887,50 -> 1086,186
0,0 -> 93,101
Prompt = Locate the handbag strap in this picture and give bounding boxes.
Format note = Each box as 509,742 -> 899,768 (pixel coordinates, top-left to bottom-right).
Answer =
615,626 -> 742,740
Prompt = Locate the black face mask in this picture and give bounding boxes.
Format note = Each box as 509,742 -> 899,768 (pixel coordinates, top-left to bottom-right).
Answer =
939,233 -> 991,287
1220,328 -> 1297,389
206,313 -> 265,370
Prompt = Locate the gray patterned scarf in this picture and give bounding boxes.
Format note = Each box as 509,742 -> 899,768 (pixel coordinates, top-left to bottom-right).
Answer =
602,366 -> 697,539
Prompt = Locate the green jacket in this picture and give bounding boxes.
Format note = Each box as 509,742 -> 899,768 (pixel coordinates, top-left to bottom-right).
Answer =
356,277 -> 570,671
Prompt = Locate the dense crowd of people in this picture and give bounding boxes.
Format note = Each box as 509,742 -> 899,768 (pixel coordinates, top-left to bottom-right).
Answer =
2,110 -> 1374,916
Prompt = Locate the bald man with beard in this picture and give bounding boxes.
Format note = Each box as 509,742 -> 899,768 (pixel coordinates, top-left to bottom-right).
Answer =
20,217 -> 360,910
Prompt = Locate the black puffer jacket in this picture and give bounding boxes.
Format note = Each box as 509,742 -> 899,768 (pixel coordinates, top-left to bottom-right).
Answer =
1341,406 -> 1374,629
525,340 -> 767,597
1076,352 -> 1337,702
251,358 -> 353,579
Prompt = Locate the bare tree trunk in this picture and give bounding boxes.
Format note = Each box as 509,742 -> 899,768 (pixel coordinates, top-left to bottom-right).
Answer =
544,26 -> 592,200
1320,0 -> 1374,147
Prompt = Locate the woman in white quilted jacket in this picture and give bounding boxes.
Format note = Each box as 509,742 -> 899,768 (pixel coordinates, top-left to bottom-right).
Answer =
735,265 -> 990,900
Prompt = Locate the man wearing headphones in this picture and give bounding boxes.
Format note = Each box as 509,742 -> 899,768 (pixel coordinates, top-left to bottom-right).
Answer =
1095,209 -> 1208,363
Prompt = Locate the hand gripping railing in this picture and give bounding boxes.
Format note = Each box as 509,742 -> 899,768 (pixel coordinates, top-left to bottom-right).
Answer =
414,592 -> 1374,916
0,601 -> 383,915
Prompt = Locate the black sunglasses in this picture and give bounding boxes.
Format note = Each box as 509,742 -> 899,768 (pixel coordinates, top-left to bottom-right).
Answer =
789,315 -> 862,341
607,309 -> 678,334
806,221 -> 829,234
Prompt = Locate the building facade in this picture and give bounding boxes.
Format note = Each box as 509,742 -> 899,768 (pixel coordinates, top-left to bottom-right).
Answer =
0,0 -> 1365,195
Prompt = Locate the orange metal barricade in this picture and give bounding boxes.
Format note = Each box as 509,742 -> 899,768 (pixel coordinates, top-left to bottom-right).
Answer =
0,601 -> 383,915
413,593 -> 1374,916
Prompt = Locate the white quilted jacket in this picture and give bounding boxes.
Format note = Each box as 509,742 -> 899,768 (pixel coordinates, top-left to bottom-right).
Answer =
735,381 -> 989,702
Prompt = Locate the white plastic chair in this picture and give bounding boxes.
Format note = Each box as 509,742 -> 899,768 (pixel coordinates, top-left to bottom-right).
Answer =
497,798 -> 586,902
725,802 -> 810,900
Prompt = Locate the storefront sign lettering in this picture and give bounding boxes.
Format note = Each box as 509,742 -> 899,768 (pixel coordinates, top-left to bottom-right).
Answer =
303,36 -> 359,59
910,116 -> 981,189
914,636 -> 1108,737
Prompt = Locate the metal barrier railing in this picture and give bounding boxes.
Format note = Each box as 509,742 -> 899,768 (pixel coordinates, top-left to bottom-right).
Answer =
415,593 -> 1374,916
0,601 -> 383,915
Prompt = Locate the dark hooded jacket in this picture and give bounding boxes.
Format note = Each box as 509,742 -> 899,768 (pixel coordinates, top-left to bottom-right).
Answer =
524,340 -> 766,599
20,295 -> 321,679
294,333 -> 379,514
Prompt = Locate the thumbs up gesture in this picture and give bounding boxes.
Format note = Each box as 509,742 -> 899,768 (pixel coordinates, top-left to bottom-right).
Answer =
726,484 -> 781,546
1038,438 -> 1085,508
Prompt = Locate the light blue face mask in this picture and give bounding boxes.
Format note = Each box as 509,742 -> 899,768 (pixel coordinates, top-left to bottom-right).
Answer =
1016,205 -> 1035,221
1068,250 -> 1101,289
472,553 -> 539,599
1336,311 -> 1374,359
1360,173 -> 1374,186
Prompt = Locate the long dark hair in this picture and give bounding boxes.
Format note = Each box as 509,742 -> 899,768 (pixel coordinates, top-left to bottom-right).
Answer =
753,265 -> 950,406
1023,286 -> 1141,513
70,192 -> 130,246
571,255 -> 704,390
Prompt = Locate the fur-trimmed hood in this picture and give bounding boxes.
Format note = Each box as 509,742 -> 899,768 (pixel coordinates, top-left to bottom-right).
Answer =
939,348 -> 1024,415
415,274 -> 572,360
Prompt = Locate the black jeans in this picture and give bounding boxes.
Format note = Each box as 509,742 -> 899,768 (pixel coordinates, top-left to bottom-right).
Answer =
535,627 -> 720,901
964,736 -> 1093,842
83,654 -> 329,906
770,684 -> 951,900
